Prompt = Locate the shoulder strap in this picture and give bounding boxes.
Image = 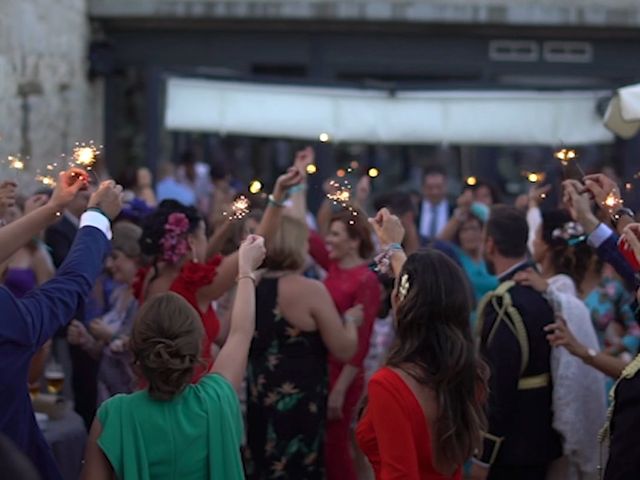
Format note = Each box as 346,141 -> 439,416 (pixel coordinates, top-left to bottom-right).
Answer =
476,280 -> 530,376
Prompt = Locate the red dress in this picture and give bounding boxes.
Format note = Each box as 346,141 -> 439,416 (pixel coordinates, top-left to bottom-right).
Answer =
356,367 -> 462,480
133,255 -> 223,380
308,230 -> 381,480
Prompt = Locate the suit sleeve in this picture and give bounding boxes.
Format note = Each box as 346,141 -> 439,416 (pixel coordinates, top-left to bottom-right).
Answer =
589,226 -> 638,291
479,304 -> 521,464
349,273 -> 381,368
368,376 -> 421,480
0,226 -> 110,350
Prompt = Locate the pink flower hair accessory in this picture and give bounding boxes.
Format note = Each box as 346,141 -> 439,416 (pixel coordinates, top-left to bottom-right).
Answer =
159,212 -> 190,264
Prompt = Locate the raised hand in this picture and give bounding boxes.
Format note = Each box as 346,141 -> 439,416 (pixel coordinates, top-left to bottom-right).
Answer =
583,173 -> 621,210
544,315 -> 586,358
49,169 -> 89,212
562,180 -> 597,232
24,194 -> 49,215
369,208 -> 405,247
238,234 -> 266,276
88,180 -> 124,220
273,167 -> 303,202
513,268 -> 549,293
621,223 -> 640,267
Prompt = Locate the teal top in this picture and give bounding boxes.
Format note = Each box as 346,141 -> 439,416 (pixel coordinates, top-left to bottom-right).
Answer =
97,374 -> 244,480
452,245 -> 499,302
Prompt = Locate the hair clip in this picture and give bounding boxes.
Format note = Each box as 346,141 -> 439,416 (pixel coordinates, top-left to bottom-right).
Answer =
398,274 -> 410,302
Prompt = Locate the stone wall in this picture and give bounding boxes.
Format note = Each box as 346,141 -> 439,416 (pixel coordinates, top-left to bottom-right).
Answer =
0,0 -> 100,180
90,0 -> 640,28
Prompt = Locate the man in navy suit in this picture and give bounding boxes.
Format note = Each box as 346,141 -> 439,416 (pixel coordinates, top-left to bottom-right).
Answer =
0,171 -> 123,480
416,166 -> 452,239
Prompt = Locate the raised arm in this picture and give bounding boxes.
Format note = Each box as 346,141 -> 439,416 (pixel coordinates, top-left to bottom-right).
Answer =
369,208 -> 407,277
1,180 -> 123,350
196,169 -> 303,303
310,281 -> 361,362
286,147 -> 313,223
212,235 -> 265,390
0,170 -> 87,264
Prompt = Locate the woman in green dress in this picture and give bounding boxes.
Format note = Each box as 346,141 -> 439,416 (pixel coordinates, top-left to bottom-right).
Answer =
80,235 -> 267,480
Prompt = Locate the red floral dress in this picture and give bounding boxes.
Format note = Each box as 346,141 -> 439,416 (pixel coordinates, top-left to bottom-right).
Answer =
133,255 -> 223,379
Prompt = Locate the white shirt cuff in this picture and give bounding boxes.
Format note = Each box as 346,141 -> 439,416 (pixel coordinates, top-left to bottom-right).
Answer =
80,210 -> 112,240
587,223 -> 612,249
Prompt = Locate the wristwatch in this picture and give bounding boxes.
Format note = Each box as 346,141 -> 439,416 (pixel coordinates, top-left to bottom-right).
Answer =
612,207 -> 635,228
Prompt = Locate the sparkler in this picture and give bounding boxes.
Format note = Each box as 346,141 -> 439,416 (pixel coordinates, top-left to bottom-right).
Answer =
525,172 -> 546,184
603,192 -> 623,213
71,142 -> 101,170
35,175 -> 57,187
223,195 -> 251,221
368,168 -> 380,178
465,176 -> 477,186
249,180 -> 263,194
554,148 -> 586,178
305,164 -> 317,175
326,178 -> 359,222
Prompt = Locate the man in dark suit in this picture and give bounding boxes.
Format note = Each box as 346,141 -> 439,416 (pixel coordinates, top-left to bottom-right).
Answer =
0,174 -> 122,480
471,205 -> 561,480
416,166 -> 452,239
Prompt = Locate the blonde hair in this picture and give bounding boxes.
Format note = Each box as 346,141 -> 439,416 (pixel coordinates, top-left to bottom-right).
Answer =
263,215 -> 308,272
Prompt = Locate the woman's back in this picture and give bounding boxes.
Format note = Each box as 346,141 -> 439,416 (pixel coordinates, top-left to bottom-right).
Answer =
97,374 -> 244,480
245,277 -> 328,479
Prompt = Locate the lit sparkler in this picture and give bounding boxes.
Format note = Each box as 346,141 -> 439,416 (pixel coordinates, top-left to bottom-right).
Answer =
223,195 -> 251,221
326,178 -> 360,221
603,192 -> 623,212
466,176 -> 477,186
306,164 -> 317,175
35,175 -> 57,187
249,180 -> 262,194
71,141 -> 101,170
554,147 -> 585,178
525,172 -> 546,184
368,168 -> 380,178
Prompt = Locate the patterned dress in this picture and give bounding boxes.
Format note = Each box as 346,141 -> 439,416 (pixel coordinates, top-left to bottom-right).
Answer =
245,277 -> 328,480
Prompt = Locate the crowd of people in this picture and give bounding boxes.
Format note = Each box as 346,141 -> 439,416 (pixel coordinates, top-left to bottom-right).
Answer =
1,146 -> 640,480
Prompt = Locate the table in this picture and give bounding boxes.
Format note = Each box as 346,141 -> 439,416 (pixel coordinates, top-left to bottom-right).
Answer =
43,410 -> 87,480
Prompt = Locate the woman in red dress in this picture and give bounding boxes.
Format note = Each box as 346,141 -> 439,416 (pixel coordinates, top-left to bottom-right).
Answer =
135,169 -> 301,377
355,209 -> 488,480
308,211 -> 381,480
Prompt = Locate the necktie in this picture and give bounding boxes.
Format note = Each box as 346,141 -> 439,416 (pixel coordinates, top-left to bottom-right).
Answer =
429,203 -> 438,238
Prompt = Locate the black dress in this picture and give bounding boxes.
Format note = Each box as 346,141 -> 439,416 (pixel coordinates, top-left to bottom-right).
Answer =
244,278 -> 328,480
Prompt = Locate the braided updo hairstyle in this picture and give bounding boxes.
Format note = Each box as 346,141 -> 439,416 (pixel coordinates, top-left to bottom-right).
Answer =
139,199 -> 202,260
541,209 -> 594,288
131,292 -> 204,401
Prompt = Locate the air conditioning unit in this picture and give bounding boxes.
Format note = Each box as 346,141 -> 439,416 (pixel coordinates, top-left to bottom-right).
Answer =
489,40 -> 539,62
543,41 -> 593,63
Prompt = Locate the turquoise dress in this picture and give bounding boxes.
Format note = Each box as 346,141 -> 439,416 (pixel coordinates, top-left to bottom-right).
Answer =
97,374 -> 244,480
452,246 -> 498,330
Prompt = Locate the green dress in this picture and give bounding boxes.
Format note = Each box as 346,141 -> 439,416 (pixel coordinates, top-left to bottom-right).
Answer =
97,374 -> 244,480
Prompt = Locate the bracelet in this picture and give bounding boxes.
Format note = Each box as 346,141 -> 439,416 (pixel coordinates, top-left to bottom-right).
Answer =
386,243 -> 403,251
288,184 -> 307,195
236,273 -> 257,285
87,206 -> 110,220
267,194 -> 286,208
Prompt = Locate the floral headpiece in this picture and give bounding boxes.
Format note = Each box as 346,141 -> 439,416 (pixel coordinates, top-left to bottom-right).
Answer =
551,221 -> 586,246
159,212 -> 190,264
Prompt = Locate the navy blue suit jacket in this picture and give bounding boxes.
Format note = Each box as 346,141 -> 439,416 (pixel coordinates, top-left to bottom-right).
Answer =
0,225 -> 110,480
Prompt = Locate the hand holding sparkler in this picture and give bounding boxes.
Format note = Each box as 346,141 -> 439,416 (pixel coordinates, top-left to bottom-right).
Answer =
87,180 -> 124,220
369,208 -> 405,248
562,180 -> 599,234
583,173 -> 622,213
48,169 -> 89,213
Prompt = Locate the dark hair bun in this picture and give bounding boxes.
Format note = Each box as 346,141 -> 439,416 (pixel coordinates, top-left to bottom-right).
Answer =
139,200 -> 202,259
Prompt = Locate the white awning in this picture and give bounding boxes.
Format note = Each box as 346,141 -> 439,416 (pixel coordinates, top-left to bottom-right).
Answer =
604,83 -> 640,139
164,77 -> 614,146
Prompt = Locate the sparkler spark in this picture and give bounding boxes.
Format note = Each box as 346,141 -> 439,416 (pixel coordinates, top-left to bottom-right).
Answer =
554,148 -> 577,165
249,180 -> 262,194
71,142 -> 101,169
306,164 -> 317,175
466,176 -> 477,186
603,192 -> 623,212
327,180 -> 351,205
35,175 -> 56,187
368,168 -> 380,178
223,195 -> 251,221
526,172 -> 546,184
8,156 -> 24,170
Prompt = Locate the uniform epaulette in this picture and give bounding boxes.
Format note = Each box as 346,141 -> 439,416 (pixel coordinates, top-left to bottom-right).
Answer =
476,280 -> 530,377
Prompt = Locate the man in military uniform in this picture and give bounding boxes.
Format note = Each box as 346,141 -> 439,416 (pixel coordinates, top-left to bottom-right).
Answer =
471,205 -> 561,480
